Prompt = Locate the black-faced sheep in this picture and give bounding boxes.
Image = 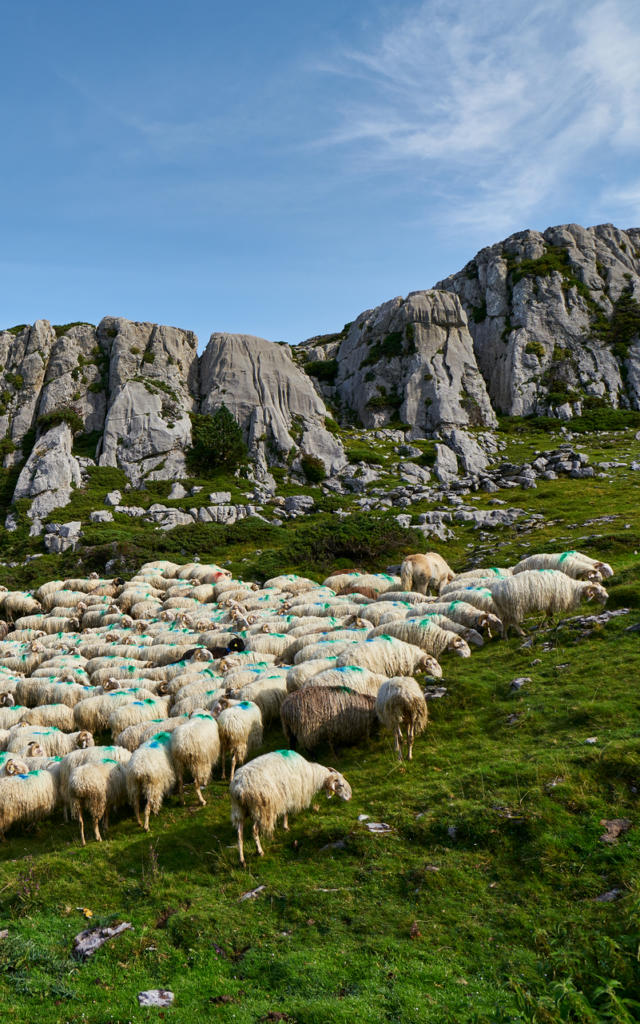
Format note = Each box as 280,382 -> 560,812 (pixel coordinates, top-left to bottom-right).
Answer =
229,749 -> 352,866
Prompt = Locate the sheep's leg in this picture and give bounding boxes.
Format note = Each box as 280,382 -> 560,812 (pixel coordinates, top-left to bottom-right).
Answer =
252,821 -> 264,857
103,810 -> 110,833
407,724 -> 414,761
195,781 -> 206,807
133,793 -> 142,828
283,813 -> 289,831
221,744 -> 227,780
143,801 -> 151,832
394,728 -> 402,760
237,821 -> 245,866
230,754 -> 237,781
78,810 -> 86,847
177,769 -> 185,806
93,817 -> 102,843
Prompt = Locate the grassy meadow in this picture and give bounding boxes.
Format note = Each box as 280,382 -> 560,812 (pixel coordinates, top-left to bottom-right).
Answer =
0,420 -> 639,1022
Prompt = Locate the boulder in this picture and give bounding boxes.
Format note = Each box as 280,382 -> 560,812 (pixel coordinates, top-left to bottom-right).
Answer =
12,423 -> 82,519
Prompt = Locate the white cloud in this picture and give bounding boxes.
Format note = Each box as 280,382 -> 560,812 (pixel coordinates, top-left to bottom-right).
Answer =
314,0 -> 640,231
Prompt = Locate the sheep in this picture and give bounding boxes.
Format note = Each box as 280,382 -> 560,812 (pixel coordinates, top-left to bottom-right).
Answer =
6,725 -> 94,757
0,591 -> 42,622
211,698 -> 263,780
368,620 -> 471,659
375,677 -> 428,761
126,731 -> 177,830
409,600 -> 503,637
58,744 -> 132,813
440,568 -> 513,595
292,638 -> 362,665
169,687 -> 227,719
402,612 -> 483,647
229,750 -> 352,866
437,587 -> 502,620
107,696 -> 172,738
301,665 -> 388,697
285,658 -> 339,692
115,716 -> 187,751
0,766 -> 59,838
400,553 -> 455,595
19,704 -> 76,731
0,697 -> 26,729
234,673 -> 288,724
73,687 -> 156,732
280,686 -> 377,752
170,710 -> 220,806
511,552 -> 613,581
68,759 -> 129,844
485,570 -> 608,636
336,637 -> 442,678
263,574 -> 320,594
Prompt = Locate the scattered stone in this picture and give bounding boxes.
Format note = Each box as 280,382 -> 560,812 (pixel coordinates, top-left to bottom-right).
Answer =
168,482 -> 188,500
600,819 -> 632,844
424,686 -> 447,699
138,990 -> 174,1007
509,676 -> 531,692
209,491 -> 231,504
105,490 -> 122,506
239,885 -> 266,902
90,510 -> 114,523
72,921 -> 133,961
595,888 -> 623,902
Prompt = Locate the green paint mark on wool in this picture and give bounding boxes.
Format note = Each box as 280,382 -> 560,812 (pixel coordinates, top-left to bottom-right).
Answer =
277,749 -> 300,758
559,551 -> 578,562
148,731 -> 172,747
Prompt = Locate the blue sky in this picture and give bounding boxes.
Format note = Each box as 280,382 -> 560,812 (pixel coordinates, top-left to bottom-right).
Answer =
2,0 -> 640,348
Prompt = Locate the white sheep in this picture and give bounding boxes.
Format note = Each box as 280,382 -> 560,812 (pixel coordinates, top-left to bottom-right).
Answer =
107,696 -> 172,738
19,704 -> 76,731
368,619 -> 471,659
68,758 -> 129,844
58,744 -> 132,814
170,711 -> 220,806
511,551 -> 613,581
6,725 -> 94,757
375,677 -> 429,760
486,570 -> 608,636
400,553 -> 455,595
211,697 -> 263,780
300,665 -> 388,697
73,687 -> 156,732
115,716 -> 187,751
126,731 -> 177,830
285,658 -> 339,692
336,637 -> 442,678
0,765 -> 59,838
229,750 -> 352,866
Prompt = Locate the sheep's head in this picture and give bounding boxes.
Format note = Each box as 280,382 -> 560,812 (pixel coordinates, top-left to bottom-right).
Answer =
450,637 -> 471,658
77,730 -> 94,748
25,741 -> 45,757
261,624 -> 273,634
67,618 -> 81,632
594,561 -> 614,579
227,636 -> 245,654
29,640 -> 45,653
192,648 -> 214,662
419,654 -> 443,678
483,613 -> 503,638
0,692 -> 15,707
103,677 -> 121,692
210,697 -> 230,715
324,769 -> 352,802
584,583 -> 608,605
5,757 -> 28,776
89,571 -> 99,580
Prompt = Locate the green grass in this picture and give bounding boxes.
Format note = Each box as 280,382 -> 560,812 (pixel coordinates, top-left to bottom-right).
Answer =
1,425 -> 640,1020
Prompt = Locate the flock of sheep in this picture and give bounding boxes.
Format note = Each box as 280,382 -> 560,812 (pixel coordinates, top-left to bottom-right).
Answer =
0,547 -> 613,864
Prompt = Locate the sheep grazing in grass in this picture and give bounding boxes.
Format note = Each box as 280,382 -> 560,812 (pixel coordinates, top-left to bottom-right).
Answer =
126,732 -> 177,831
375,677 -> 428,761
438,587 -> 502,622
511,551 -> 613,582
368,619 -> 471,659
400,553 -> 455,595
486,570 -> 608,636
230,749 -> 352,866
170,710 -> 220,806
211,697 -> 263,780
7,725 -> 94,757
0,765 -> 59,839
68,758 -> 128,844
440,568 -> 512,595
411,600 -> 503,637
336,637 -> 442,678
301,665 -> 388,697
280,686 -> 377,752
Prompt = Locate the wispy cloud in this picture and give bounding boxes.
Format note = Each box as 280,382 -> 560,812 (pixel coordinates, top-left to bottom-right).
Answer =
314,0 -> 640,233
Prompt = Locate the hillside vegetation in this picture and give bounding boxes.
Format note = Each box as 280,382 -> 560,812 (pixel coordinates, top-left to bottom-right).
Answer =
0,419 -> 639,1023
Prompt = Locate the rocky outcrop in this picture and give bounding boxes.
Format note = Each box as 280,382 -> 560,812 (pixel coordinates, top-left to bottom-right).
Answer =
200,333 -> 346,476
300,290 -> 496,437
436,223 -> 640,417
12,423 -> 82,520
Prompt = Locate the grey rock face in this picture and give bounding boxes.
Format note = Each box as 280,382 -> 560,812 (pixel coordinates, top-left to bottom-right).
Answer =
314,290 -> 495,435
44,520 -> 83,553
437,223 -> 640,416
13,424 -> 83,519
433,443 -> 458,484
200,333 -> 346,476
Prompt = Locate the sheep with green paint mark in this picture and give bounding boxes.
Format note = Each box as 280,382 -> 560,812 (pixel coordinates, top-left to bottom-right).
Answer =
126,732 -> 177,830
68,758 -> 129,844
230,749 -> 352,866
336,636 -> 442,678
375,677 -> 428,761
280,685 -> 377,752
511,551 -> 613,581
170,710 -> 220,806
210,698 -> 263,780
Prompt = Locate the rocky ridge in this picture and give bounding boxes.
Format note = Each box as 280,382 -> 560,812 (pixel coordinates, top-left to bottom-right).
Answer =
1,222 -> 639,526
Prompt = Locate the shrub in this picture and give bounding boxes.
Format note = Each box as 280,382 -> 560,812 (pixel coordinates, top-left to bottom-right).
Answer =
142,351 -> 155,364
187,407 -> 248,475
304,359 -> 339,384
524,341 -> 545,358
72,430 -> 102,459
5,325 -> 27,336
471,300 -> 487,323
301,454 -> 326,483
37,407 -> 84,435
0,438 -> 16,460
53,322 -> 93,337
